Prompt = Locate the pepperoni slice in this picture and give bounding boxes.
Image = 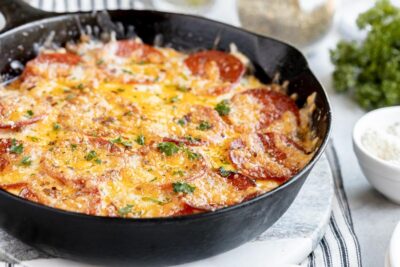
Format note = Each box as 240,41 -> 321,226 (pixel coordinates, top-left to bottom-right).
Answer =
225,172 -> 256,190
228,88 -> 300,133
19,186 -> 40,202
259,132 -> 310,173
34,53 -> 81,65
184,105 -> 228,144
182,171 -> 251,211
184,50 -> 244,83
172,203 -> 204,216
0,115 -> 45,131
229,133 -> 292,181
116,40 -> 164,63
40,137 -> 127,187
22,53 -> 81,79
0,182 -> 28,190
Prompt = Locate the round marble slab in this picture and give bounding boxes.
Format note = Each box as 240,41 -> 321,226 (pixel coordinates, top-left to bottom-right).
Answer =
0,155 -> 333,267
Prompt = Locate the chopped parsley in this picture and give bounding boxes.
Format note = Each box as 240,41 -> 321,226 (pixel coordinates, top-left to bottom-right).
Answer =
75,83 -> 84,90
70,144 -> 78,151
172,182 -> 195,194
65,93 -> 76,101
169,96 -> 180,103
197,120 -> 212,131
53,123 -> 61,131
177,118 -> 187,126
142,197 -> 169,205
177,85 -> 190,92
111,136 -> 132,148
185,149 -> 201,160
20,156 -> 32,167
218,166 -> 236,177
118,204 -> 133,216
84,150 -> 97,161
26,110 -> 34,117
158,142 -> 180,156
122,69 -> 134,75
185,136 -> 201,144
10,139 -> 23,154
94,158 -> 102,164
215,100 -> 230,116
135,135 -> 145,145
28,136 -> 39,142
173,170 -> 185,176
96,59 -> 104,66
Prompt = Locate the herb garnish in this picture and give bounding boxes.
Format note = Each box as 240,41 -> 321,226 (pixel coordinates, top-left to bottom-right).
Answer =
177,85 -> 190,92
215,100 -> 230,116
157,142 -> 180,156
142,197 -> 169,205
135,135 -> 145,145
20,156 -> 32,166
197,120 -> 212,131
111,136 -> 132,148
118,204 -> 133,216
218,166 -> 236,177
26,110 -> 34,118
177,118 -> 187,126
53,123 -> 61,131
169,96 -> 180,103
84,150 -> 98,161
172,182 -> 195,194
10,139 -> 23,154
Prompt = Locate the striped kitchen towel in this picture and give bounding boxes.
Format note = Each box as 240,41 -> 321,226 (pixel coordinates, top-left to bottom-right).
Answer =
302,143 -> 362,267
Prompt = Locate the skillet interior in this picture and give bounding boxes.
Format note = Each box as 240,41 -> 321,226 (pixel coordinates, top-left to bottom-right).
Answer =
0,5 -> 331,266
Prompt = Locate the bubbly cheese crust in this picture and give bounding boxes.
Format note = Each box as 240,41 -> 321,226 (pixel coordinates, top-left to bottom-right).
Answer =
0,38 -> 317,218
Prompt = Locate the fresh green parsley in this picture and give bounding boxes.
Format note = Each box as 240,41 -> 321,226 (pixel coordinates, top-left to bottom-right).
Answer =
215,100 -> 230,116
169,96 -> 180,103
157,142 -> 180,156
26,110 -> 34,118
70,144 -> 78,151
10,139 -> 23,154
84,150 -> 97,161
185,149 -> 201,160
177,118 -> 187,126
135,135 -> 145,145
177,85 -> 189,92
20,156 -> 32,167
118,204 -> 133,216
218,166 -> 236,177
111,136 -> 132,148
197,120 -> 212,131
142,197 -> 169,205
173,170 -> 185,176
53,123 -> 61,131
172,182 -> 195,194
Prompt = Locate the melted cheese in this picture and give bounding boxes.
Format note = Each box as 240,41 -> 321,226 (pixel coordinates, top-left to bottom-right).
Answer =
0,39 -> 317,218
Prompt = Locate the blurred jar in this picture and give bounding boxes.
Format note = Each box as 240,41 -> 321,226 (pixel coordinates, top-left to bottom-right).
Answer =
152,0 -> 216,14
238,0 -> 335,48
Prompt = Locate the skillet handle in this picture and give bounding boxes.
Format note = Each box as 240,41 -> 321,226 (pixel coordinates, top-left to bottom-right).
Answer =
0,0 -> 58,34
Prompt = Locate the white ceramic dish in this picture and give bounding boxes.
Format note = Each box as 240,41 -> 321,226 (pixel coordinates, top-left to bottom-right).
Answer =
353,106 -> 400,204
386,222 -> 400,267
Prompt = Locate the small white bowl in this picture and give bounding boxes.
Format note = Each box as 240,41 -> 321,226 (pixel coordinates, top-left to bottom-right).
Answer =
353,106 -> 400,204
386,222 -> 400,267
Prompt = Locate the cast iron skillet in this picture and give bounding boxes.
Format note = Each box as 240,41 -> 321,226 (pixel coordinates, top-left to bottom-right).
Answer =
0,1 -> 331,266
